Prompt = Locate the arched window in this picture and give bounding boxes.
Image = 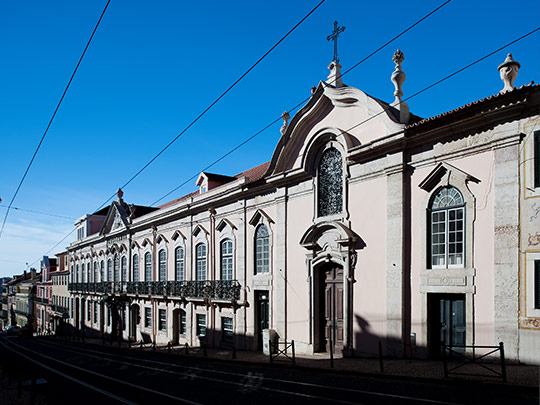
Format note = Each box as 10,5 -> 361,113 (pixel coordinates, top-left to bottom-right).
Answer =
255,225 -> 270,274
93,261 -> 98,283
76,264 -> 79,282
159,249 -> 167,281
113,254 -> 119,282
175,247 -> 184,281
100,260 -> 104,282
144,252 -> 152,281
429,187 -> 465,268
221,239 -> 233,280
121,256 -> 127,282
87,262 -> 91,283
196,244 -> 207,281
107,259 -> 112,282
70,264 -> 74,283
133,254 -> 139,282
318,147 -> 343,217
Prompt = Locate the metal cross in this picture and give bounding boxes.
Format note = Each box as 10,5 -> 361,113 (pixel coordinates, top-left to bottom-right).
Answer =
326,21 -> 345,63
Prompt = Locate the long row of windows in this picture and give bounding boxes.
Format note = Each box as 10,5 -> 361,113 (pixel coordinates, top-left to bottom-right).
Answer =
71,225 -> 271,282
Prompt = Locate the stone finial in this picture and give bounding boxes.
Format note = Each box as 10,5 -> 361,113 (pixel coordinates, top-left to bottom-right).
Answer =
116,188 -> 124,202
390,49 -> 409,124
498,53 -> 520,93
280,111 -> 290,135
327,60 -> 343,88
391,49 -> 406,102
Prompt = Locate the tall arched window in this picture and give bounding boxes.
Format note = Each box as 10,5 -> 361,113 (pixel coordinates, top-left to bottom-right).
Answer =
175,247 -> 184,281
76,264 -> 80,282
81,263 -> 85,283
93,261 -> 98,283
114,254 -> 119,282
107,259 -> 112,281
221,239 -> 233,280
100,260 -> 104,282
429,187 -> 465,268
87,262 -> 91,283
318,147 -> 343,217
133,254 -> 139,282
144,252 -> 152,281
255,225 -> 270,274
159,249 -> 167,281
196,244 -> 207,281
121,256 -> 127,282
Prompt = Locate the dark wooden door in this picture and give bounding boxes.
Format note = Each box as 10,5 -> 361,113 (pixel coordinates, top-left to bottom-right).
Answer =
428,293 -> 465,357
324,266 -> 344,352
255,291 -> 269,351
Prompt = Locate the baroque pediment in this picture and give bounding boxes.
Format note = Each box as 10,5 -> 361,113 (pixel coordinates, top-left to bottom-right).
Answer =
100,202 -> 130,235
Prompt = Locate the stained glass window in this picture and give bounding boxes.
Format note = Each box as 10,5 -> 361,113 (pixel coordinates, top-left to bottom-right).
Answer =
430,187 -> 465,268
318,147 -> 343,217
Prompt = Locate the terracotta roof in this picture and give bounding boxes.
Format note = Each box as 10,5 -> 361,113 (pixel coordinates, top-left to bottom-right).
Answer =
406,83 -> 537,129
158,161 -> 271,209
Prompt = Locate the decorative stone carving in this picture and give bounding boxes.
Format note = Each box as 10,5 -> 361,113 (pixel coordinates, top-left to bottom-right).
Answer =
391,49 -> 405,103
116,188 -> 124,203
280,111 -> 290,135
498,53 -> 520,93
390,49 -> 409,124
327,61 -> 343,88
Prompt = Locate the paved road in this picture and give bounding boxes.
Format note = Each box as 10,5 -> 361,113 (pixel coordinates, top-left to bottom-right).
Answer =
0,336 -> 537,404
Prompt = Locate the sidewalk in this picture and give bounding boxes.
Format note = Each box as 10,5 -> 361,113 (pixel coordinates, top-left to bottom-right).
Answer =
81,337 -> 539,388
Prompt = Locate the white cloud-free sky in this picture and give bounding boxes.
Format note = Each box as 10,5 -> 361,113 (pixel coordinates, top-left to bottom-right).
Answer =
1,0 -> 539,278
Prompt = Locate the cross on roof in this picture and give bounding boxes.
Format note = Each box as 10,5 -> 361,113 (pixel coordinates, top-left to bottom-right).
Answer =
326,21 -> 345,63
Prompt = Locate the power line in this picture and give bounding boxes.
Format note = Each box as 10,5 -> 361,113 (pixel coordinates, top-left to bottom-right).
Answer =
92,0 -> 327,214
0,0 -> 111,241
0,205 -> 76,221
150,0 -> 453,206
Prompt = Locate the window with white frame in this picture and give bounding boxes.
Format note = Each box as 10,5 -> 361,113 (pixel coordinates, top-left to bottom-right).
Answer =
107,259 -> 112,282
255,225 -> 270,274
121,255 -> 127,282
144,252 -> 152,281
196,314 -> 206,336
114,254 -> 119,282
81,263 -> 85,282
429,187 -> 465,268
133,254 -> 139,282
93,261 -> 98,283
175,247 -> 184,281
159,249 -> 167,281
158,309 -> 166,331
144,307 -> 152,328
221,239 -> 233,280
93,301 -> 97,323
196,244 -> 207,281
100,260 -> 104,282
87,301 -> 91,321
318,147 -> 343,217
179,309 -> 186,335
222,317 -> 233,343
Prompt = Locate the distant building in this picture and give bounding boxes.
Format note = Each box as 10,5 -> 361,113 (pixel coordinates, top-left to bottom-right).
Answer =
67,52 -> 540,363
6,269 -> 40,329
35,256 -> 58,334
0,277 -> 13,329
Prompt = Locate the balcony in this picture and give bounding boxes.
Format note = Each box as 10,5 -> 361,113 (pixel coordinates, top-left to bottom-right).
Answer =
34,296 -> 49,305
52,305 -> 69,314
69,280 -> 241,302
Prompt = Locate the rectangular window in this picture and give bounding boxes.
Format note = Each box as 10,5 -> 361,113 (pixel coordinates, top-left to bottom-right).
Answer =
175,248 -> 184,281
196,314 -> 206,337
93,302 -> 98,323
145,307 -> 152,328
222,317 -> 233,343
535,131 -> 540,188
87,302 -> 91,322
431,208 -> 464,267
534,260 -> 540,309
179,310 -> 186,335
158,309 -> 166,331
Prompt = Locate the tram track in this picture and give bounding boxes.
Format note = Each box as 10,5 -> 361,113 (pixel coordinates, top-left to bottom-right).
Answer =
25,337 -> 462,405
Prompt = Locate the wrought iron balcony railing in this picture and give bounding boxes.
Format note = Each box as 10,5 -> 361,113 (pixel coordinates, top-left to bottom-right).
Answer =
69,280 -> 240,301
34,296 -> 49,305
52,305 -> 69,314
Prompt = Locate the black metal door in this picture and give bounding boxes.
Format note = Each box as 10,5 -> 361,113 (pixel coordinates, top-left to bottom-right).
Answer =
429,293 -> 465,357
255,291 -> 269,351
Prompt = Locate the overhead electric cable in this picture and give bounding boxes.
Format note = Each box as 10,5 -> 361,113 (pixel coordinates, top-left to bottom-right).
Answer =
150,0 -> 453,205
93,0 -> 327,213
0,205 -> 76,221
0,0 -> 111,241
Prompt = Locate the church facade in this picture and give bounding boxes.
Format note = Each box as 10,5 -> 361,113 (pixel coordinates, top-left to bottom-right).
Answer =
67,52 -> 540,363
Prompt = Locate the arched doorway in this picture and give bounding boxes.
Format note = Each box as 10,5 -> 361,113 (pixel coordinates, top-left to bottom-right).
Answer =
314,262 -> 344,353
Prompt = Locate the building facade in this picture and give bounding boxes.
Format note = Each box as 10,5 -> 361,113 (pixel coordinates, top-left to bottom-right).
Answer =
67,53 -> 540,363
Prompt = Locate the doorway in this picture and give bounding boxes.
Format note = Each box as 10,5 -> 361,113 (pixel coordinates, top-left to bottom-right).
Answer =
130,304 -> 140,341
316,263 -> 344,353
255,291 -> 269,351
428,293 -> 466,358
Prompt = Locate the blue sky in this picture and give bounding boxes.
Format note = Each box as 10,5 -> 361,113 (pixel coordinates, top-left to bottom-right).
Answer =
1,0 -> 539,277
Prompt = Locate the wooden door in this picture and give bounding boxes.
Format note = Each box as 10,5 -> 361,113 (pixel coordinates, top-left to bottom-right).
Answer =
324,266 -> 344,352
